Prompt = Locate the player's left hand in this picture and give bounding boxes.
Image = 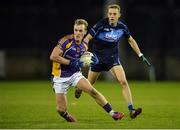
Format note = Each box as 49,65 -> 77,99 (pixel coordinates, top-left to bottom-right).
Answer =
69,59 -> 84,69
91,54 -> 99,66
140,54 -> 151,67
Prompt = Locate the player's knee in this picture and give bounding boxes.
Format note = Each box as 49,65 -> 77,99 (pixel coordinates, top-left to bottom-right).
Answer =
118,79 -> 128,87
88,78 -> 96,85
89,80 -> 95,85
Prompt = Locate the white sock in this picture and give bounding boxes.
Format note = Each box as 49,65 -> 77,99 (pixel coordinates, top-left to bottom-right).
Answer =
109,110 -> 115,116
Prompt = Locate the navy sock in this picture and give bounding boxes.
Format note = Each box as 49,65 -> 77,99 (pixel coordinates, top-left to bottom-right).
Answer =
103,103 -> 112,113
57,111 -> 69,119
128,103 -> 133,111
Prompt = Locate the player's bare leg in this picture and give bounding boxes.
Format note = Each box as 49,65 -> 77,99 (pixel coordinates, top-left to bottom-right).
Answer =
110,65 -> 133,104
77,78 -> 124,120
87,71 -> 101,85
56,93 -> 76,122
74,87 -> 83,98
75,71 -> 100,98
110,65 -> 142,118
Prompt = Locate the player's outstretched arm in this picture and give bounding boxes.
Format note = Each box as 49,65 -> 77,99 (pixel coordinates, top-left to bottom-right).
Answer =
128,36 -> 142,56
128,36 -> 151,67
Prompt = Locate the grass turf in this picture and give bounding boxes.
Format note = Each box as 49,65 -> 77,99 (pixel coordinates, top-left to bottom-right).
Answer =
0,81 -> 180,129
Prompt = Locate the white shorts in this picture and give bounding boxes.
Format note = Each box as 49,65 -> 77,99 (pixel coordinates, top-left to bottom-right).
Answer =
52,72 -> 85,94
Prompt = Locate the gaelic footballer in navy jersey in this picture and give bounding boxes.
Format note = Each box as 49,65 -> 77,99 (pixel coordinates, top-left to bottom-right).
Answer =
75,4 -> 150,119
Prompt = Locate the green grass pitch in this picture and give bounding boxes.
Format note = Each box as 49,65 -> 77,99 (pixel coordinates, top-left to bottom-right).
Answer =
0,81 -> 180,129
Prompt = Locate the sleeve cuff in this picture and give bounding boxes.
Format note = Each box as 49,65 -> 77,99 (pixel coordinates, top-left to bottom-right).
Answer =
138,53 -> 143,57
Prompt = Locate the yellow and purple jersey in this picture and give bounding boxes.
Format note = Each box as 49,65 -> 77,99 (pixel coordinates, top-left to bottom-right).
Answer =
51,34 -> 88,78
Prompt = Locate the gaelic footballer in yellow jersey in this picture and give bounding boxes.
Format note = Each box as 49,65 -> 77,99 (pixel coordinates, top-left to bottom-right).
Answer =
50,19 -> 125,122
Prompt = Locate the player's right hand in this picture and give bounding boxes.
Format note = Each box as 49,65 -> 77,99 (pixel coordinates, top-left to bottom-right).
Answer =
140,55 -> 151,67
69,59 -> 84,69
90,54 -> 99,67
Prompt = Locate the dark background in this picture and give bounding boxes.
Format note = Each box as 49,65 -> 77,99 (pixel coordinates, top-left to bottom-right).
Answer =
0,0 -> 180,80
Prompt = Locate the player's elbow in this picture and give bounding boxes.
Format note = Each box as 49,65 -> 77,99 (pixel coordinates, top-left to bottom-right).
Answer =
50,54 -> 56,61
50,54 -> 53,61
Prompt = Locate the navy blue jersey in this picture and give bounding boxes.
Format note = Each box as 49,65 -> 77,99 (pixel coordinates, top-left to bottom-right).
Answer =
88,18 -> 131,71
89,18 -> 130,58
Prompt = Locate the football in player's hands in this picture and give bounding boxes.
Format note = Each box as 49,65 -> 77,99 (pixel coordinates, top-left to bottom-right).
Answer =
80,51 -> 93,67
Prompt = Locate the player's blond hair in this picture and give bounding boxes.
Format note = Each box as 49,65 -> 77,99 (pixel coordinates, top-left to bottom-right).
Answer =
107,4 -> 121,13
74,19 -> 88,31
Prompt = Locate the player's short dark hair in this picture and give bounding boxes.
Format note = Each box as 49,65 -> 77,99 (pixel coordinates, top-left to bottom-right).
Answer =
107,4 -> 121,13
74,19 -> 88,30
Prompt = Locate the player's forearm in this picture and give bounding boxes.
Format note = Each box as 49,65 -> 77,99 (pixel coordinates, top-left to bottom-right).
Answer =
131,42 -> 142,56
50,46 -> 70,65
83,34 -> 93,44
50,50 -> 70,65
128,37 -> 142,56
50,55 -> 70,65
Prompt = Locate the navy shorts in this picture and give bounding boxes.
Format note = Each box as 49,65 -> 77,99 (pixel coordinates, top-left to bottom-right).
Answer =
90,55 -> 121,72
